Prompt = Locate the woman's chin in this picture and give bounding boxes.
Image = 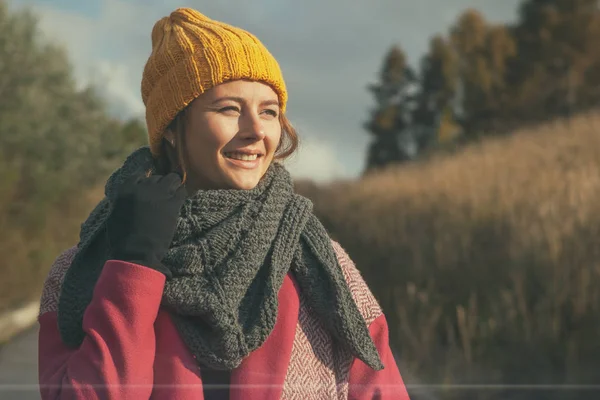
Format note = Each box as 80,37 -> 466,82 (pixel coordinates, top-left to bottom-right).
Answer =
224,171 -> 262,190
218,157 -> 268,190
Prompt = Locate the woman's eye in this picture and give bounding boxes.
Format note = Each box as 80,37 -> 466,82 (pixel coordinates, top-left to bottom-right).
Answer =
264,109 -> 278,117
219,106 -> 240,113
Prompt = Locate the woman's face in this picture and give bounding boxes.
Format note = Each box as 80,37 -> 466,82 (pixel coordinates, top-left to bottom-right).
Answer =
169,79 -> 282,191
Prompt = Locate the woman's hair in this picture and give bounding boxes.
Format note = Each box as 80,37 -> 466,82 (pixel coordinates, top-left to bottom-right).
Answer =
154,107 -> 299,184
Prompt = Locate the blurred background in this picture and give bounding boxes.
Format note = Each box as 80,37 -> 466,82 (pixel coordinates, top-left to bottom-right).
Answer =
1,0 -> 599,399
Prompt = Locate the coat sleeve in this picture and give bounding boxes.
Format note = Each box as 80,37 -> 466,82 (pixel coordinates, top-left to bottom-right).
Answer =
347,313 -> 411,399
37,256 -> 166,400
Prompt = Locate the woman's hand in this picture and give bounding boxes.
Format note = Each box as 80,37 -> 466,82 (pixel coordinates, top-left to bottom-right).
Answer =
107,172 -> 187,278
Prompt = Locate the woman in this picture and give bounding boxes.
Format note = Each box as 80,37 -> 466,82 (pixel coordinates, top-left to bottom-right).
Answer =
37,7 -> 411,400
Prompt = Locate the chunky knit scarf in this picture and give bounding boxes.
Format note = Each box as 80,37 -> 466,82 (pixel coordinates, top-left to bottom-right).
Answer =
57,146 -> 383,371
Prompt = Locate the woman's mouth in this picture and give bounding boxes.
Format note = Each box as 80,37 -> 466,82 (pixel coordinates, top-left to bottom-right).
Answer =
224,152 -> 259,161
223,152 -> 263,169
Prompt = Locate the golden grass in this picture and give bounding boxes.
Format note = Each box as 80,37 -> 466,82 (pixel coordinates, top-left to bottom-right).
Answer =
298,111 -> 600,399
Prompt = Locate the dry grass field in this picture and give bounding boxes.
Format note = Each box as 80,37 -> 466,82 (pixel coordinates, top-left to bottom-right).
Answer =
296,112 -> 600,399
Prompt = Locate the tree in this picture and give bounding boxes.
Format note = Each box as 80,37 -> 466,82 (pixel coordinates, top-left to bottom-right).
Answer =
364,45 -> 417,172
449,9 -> 517,138
513,0 -> 600,120
0,0 -> 148,311
0,0 -> 145,221
413,34 -> 460,147
364,2 -> 600,167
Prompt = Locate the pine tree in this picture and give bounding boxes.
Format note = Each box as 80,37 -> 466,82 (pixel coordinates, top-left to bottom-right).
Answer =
444,9 -> 518,138
364,45 -> 417,172
414,35 -> 460,147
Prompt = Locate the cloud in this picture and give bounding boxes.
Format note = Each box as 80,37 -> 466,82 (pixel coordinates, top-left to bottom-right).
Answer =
283,131 -> 347,183
89,61 -> 145,119
9,0 -> 146,117
8,0 -> 522,181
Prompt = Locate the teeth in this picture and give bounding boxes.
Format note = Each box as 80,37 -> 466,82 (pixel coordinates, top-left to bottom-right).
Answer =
225,152 -> 258,161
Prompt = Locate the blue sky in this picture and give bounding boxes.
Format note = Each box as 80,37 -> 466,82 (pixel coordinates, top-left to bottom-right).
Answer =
8,0 -> 522,182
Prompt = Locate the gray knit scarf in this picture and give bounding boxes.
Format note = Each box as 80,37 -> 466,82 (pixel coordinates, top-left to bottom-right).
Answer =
57,146 -> 383,371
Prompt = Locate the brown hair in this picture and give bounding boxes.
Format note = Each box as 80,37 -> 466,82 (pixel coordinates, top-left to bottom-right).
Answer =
154,108 -> 299,184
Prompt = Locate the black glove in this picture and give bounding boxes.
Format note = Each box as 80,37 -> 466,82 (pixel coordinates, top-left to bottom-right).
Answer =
107,172 -> 187,278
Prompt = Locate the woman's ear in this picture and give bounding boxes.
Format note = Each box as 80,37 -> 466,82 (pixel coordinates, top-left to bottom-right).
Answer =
164,129 -> 176,147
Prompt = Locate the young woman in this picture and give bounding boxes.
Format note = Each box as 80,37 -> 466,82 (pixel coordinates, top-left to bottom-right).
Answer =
37,7 -> 411,400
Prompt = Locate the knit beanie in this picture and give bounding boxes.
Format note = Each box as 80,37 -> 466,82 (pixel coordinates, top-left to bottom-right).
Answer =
141,7 -> 288,156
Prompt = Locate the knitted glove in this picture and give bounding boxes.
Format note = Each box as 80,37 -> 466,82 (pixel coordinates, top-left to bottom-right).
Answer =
107,172 -> 187,279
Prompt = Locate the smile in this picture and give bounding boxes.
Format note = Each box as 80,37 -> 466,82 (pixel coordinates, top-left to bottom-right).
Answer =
223,151 -> 264,169
224,152 -> 260,161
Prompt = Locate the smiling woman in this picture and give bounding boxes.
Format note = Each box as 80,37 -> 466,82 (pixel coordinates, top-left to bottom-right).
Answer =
157,80 -> 296,191
36,6 -> 411,400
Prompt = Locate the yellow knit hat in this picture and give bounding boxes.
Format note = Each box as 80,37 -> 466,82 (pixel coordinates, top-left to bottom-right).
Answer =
141,8 -> 288,156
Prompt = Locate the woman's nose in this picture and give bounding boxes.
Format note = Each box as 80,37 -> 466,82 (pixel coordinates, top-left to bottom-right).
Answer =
240,114 -> 266,140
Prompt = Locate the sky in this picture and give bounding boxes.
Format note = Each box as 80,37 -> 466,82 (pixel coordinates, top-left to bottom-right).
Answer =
7,0 -> 522,182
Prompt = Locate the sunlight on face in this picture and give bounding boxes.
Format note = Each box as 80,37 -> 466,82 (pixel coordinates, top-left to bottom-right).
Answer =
179,79 -> 282,191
